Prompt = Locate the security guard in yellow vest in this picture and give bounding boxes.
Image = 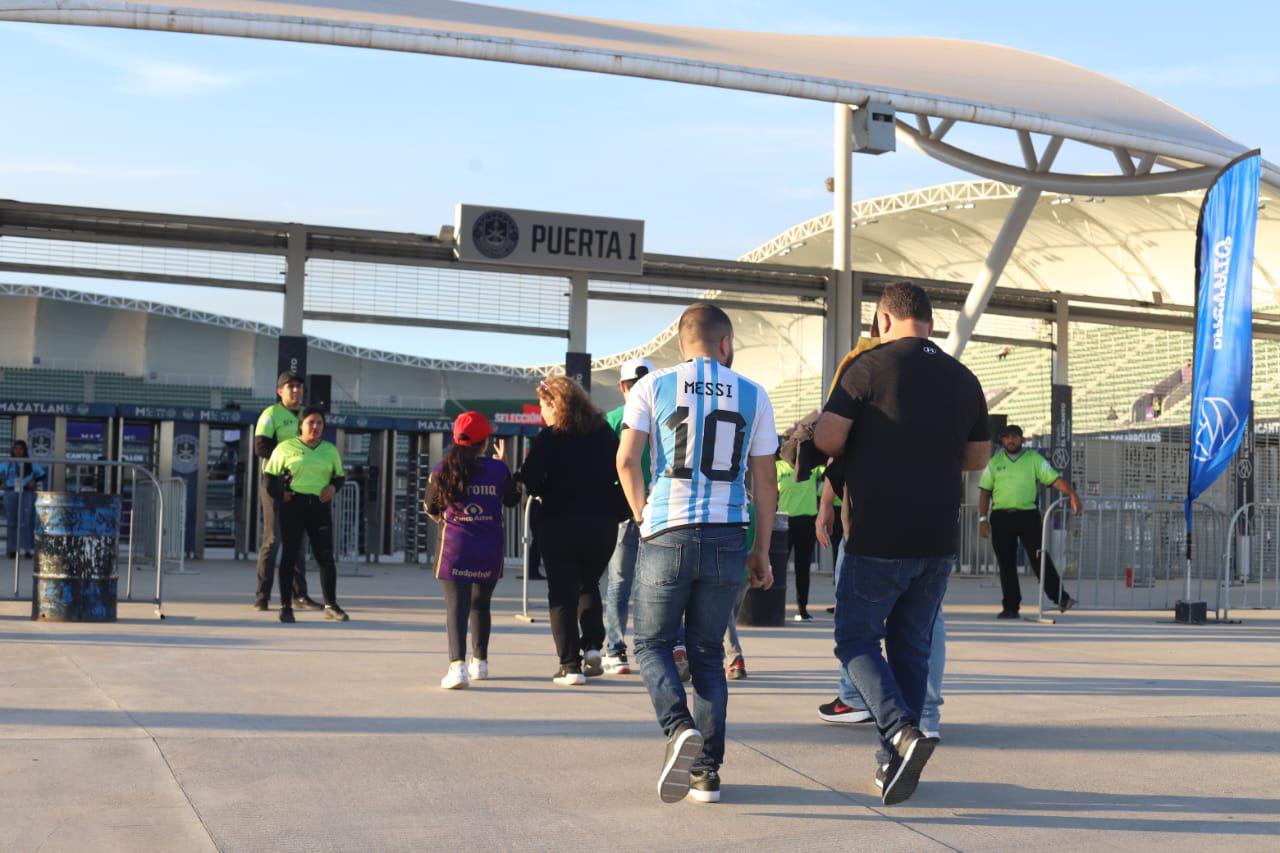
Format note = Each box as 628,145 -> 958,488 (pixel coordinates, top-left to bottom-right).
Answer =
253,371 -> 322,612
978,424 -> 1083,617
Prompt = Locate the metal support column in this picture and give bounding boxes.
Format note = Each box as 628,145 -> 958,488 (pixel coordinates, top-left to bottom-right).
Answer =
566,273 -> 591,390
944,187 -> 1041,359
832,103 -> 855,365
1054,296 -> 1070,384
284,225 -> 307,337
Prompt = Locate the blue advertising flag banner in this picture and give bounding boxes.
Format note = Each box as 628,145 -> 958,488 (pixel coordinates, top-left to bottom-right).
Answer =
1187,151 -> 1261,532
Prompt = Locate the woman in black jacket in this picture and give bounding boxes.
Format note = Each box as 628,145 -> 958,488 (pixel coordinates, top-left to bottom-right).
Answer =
517,375 -> 622,686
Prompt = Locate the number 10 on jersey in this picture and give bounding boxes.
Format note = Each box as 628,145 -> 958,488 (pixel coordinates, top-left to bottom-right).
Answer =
663,407 -> 747,482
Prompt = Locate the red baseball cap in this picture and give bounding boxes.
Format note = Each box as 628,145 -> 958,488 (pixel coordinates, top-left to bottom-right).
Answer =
452,411 -> 493,446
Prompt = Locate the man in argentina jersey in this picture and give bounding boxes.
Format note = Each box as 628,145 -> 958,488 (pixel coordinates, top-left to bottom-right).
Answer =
617,303 -> 778,805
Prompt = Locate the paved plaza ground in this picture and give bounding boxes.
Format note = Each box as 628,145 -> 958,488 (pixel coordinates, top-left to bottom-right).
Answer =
0,560 -> 1277,851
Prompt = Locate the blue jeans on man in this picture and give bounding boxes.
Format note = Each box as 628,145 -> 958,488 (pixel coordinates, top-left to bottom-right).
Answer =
835,552 -> 952,765
633,525 -> 746,773
4,490 -> 37,553
604,519 -> 640,656
835,551 -> 946,732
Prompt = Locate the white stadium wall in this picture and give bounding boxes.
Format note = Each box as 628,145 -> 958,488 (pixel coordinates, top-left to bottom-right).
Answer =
0,296 -> 37,367
35,299 -> 146,375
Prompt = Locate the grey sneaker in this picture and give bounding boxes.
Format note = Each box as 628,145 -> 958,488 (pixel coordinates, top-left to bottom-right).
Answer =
658,726 -> 703,804
583,649 -> 604,677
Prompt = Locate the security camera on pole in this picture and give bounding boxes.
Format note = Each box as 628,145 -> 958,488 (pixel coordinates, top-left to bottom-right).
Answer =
1182,151 -> 1261,624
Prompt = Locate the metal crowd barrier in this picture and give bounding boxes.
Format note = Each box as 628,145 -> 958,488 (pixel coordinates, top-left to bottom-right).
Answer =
1222,501 -> 1280,620
333,480 -> 371,577
128,476 -> 189,575
1,456 -> 167,618
514,495 -> 537,623
1028,494 -> 1227,621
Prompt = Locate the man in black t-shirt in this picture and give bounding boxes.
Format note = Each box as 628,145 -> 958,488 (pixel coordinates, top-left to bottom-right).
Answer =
814,282 -> 991,806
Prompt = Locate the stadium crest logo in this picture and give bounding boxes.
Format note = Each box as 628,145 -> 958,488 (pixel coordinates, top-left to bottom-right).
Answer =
472,210 -> 519,259
1194,397 -> 1240,463
76,404 -> 90,416
173,435 -> 200,475
28,428 -> 55,458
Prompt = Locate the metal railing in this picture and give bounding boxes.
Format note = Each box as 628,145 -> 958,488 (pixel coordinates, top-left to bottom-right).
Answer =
1222,502 -> 1280,620
333,480 -> 372,577
1027,495 -> 1227,618
515,495 -> 537,623
1,456 -> 166,618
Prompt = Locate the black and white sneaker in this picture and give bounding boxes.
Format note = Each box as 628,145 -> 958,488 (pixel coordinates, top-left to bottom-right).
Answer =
688,769 -> 721,803
880,725 -> 937,806
818,697 -> 874,724
324,605 -> 349,622
657,725 -> 703,803
294,597 -> 325,611
552,666 -> 586,686
874,763 -> 888,790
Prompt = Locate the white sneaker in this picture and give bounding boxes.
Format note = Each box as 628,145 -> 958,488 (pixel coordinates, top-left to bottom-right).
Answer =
552,666 -> 587,686
440,660 -> 469,690
468,658 -> 488,680
602,653 -> 631,675
583,649 -> 604,677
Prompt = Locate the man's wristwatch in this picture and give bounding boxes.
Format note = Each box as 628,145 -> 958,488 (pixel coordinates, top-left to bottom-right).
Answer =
978,515 -> 989,523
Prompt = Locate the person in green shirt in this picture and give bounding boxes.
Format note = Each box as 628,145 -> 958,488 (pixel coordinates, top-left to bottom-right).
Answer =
777,441 -> 821,621
602,357 -> 654,675
978,424 -> 1083,618
253,370 -> 320,612
263,406 -> 349,623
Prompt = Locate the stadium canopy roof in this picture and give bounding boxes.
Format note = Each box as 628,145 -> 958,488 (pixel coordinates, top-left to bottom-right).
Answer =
1,0 -> 1275,194
3,0 -> 1276,367
743,180 -> 1280,308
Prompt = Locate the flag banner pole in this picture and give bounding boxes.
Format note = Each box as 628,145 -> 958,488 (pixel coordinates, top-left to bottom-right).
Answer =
1180,149 -> 1261,625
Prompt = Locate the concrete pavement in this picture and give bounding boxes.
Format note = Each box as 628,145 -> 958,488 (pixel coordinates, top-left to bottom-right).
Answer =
1,561 -> 1277,851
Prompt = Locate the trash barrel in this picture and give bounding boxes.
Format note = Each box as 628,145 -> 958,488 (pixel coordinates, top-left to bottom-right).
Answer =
738,514 -> 789,626
31,492 -> 121,622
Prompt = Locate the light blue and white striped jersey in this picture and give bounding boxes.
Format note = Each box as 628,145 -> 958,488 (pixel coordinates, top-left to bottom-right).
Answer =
623,357 -> 778,538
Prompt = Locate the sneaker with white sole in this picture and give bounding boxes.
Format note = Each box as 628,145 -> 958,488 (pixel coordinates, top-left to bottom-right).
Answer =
468,658 -> 488,680
440,660 -> 469,690
603,652 -> 631,675
552,666 -> 586,686
921,728 -> 941,741
881,725 -> 936,806
658,725 -> 703,803
688,769 -> 721,803
817,697 -> 874,724
583,649 -> 604,677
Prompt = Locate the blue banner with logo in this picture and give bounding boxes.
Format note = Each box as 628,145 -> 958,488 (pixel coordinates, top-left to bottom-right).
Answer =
1186,151 -> 1261,533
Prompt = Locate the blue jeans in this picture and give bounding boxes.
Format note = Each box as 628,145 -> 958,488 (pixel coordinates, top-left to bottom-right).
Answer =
835,553 -> 952,765
604,520 -> 640,656
4,490 -> 36,552
835,549 -> 946,732
633,525 -> 747,773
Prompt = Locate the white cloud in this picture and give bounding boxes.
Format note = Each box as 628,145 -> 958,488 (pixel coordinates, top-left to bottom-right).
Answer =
19,27 -> 262,97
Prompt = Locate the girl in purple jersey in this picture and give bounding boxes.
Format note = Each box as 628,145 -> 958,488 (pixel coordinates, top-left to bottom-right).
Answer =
425,412 -> 520,689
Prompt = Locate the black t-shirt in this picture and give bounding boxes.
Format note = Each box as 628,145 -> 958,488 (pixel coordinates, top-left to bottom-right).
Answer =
823,337 -> 989,558
516,421 -> 625,522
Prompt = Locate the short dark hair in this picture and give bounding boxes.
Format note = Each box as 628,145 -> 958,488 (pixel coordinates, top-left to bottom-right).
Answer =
877,282 -> 933,323
300,405 -> 327,426
678,302 -> 733,348
11,439 -> 28,455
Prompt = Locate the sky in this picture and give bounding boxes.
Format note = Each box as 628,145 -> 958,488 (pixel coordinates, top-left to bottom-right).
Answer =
1,0 -> 1278,366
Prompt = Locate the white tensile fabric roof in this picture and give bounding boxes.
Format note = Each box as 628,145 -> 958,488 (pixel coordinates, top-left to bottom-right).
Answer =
1,0 -> 1274,184
744,181 -> 1280,308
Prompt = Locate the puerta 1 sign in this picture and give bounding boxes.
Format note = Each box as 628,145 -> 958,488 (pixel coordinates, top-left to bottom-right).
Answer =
456,205 -> 644,275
